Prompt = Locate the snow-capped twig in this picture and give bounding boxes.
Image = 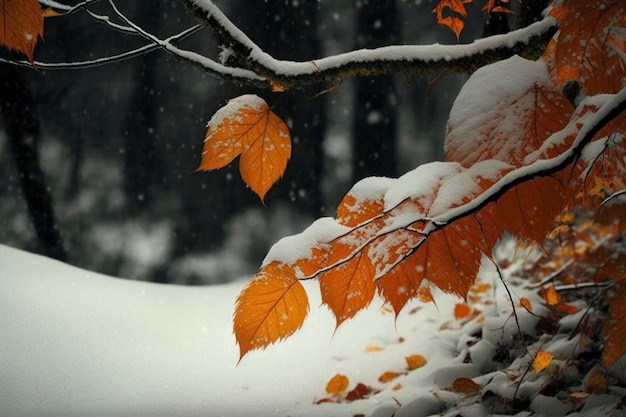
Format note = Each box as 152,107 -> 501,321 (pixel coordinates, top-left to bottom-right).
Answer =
601,189 -> 626,206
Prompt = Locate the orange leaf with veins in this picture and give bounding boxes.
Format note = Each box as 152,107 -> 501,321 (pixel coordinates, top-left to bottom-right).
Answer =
0,0 -> 44,62
233,262 -> 308,360
534,350 -> 554,375
198,95 -> 291,202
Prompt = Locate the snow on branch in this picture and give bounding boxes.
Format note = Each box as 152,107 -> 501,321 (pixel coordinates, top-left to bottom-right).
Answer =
261,86 -> 626,281
439,86 -> 626,226
185,0 -> 558,89
25,0 -> 558,90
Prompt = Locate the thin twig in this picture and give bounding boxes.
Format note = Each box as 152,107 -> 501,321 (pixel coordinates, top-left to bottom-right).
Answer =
526,259 -> 574,289
0,25 -> 204,70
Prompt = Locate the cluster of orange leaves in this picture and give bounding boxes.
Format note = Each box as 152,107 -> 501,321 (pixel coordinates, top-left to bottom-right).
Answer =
317,352 -> 431,404
532,209 -> 626,370
432,0 -> 514,39
226,0 -> 626,371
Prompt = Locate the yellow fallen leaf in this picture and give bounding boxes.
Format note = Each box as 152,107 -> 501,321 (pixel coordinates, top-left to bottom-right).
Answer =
533,350 -> 554,375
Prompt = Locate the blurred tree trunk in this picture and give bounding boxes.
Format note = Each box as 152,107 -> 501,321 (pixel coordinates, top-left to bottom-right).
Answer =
0,64 -> 68,262
352,0 -> 399,181
123,4 -> 161,213
124,56 -> 160,212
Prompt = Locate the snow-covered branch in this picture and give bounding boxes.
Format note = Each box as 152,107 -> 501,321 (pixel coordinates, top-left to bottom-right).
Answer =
261,86 -> 626,281
24,0 -> 558,90
440,87 -> 626,225
185,0 -> 558,89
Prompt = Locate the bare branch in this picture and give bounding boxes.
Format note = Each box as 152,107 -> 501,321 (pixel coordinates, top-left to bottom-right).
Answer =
0,25 -> 205,71
39,0 -> 137,34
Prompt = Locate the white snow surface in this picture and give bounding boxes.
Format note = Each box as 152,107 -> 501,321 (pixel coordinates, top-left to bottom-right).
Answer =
1,244 -> 624,417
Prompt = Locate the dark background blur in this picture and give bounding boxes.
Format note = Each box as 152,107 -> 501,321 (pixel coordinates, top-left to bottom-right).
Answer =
0,0 -> 499,284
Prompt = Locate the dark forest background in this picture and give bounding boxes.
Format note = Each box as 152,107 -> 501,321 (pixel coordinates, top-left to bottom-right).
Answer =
0,0 -> 512,284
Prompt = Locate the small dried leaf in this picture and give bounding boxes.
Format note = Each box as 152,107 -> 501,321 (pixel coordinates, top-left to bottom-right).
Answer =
392,383 -> 403,391
378,371 -> 402,383
534,350 -> 554,375
470,283 -> 491,294
450,377 -> 480,394
405,354 -> 428,370
567,392 -> 589,408
316,397 -> 334,404
345,383 -> 371,401
325,374 -> 349,396
519,297 -> 533,312
364,346 -> 384,353
454,303 -> 473,320
543,284 -> 560,306
586,369 -> 608,394
268,79 -> 287,92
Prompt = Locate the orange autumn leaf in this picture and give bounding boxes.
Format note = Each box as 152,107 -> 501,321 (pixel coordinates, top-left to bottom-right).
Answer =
533,350 -> 554,375
542,284 -> 560,306
470,283 -> 491,294
392,383 -> 403,391
315,397 -> 334,404
325,374 -> 349,396
378,371 -> 402,383
454,303 -> 473,320
450,377 -> 481,395
319,249 -> 376,327
268,78 -> 287,92
407,216 -> 489,298
41,8 -> 63,18
405,354 -> 427,370
233,262 -> 308,359
546,0 -> 626,95
364,345 -> 384,352
335,177 -> 392,227
603,295 -> 626,371
198,95 -> 291,202
482,0 -> 513,14
431,0 -> 472,39
487,175 -> 570,244
519,297 -> 533,312
376,256 -> 426,317
345,383 -> 372,401
0,0 -> 44,62
446,58 -> 574,168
